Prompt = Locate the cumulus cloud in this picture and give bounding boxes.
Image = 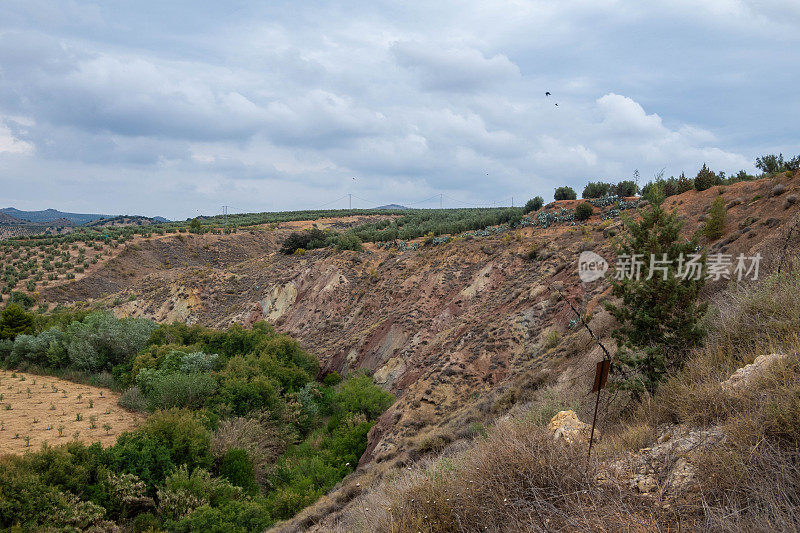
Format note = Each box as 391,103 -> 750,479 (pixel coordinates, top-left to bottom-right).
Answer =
391,41 -> 521,92
0,1 -> 796,218
0,117 -> 34,154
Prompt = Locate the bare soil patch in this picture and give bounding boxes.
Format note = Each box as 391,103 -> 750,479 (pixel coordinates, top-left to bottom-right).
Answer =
0,369 -> 143,455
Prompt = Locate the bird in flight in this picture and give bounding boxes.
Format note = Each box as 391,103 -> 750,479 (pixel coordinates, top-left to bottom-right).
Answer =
545,91 -> 551,96
555,103 -> 559,106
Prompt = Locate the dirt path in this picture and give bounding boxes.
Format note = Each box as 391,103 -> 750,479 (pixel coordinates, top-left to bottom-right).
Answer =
0,370 -> 143,455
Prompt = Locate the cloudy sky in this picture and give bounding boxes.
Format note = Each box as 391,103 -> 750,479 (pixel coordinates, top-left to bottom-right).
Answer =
0,1 -> 797,219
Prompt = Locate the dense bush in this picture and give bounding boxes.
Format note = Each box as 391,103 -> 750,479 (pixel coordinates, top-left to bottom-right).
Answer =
582,182 -> 612,198
280,229 -> 327,255
575,202 -> 594,221
523,196 -> 544,214
553,186 -> 577,201
2,311 -> 156,372
756,153 -> 800,174
613,180 -> 639,197
0,313 -> 393,532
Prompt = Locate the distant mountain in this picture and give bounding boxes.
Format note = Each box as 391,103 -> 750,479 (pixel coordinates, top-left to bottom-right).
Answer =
0,212 -> 27,225
1,207 -> 110,225
1,208 -> 170,226
374,204 -> 408,210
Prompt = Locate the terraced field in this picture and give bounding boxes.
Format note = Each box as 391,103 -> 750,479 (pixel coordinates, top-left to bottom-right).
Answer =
0,370 -> 142,455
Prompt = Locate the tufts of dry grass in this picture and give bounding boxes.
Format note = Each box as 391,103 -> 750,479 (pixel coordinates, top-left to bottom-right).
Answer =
335,419 -> 682,533
327,264 -> 800,533
638,264 -> 800,531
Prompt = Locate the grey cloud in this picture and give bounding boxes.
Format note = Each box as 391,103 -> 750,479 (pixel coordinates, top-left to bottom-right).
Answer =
0,1 -> 796,218
391,41 -> 521,92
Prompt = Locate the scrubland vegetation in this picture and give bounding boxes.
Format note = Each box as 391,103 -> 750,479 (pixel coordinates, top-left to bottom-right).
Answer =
0,311 -> 393,531
332,262 -> 800,533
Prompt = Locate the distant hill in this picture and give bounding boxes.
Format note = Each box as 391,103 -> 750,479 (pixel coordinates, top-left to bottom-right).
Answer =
374,204 -> 408,210
47,218 -> 76,227
84,215 -> 168,228
0,212 -> 27,225
1,207 -> 109,225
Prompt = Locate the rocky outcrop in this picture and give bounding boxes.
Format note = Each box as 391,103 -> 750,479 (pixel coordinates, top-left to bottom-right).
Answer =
721,353 -> 787,392
548,410 -> 599,444
616,426 -> 725,498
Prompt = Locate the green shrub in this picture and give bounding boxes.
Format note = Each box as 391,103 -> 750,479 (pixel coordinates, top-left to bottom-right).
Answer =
694,163 -> 721,191
218,449 -> 259,495
582,182 -> 612,198
575,202 -> 593,221
146,372 -> 217,410
117,387 -> 147,411
322,371 -> 342,386
336,374 -> 394,419
554,186 -> 577,201
523,196 -> 544,213
108,410 -> 213,490
334,233 -> 363,252
703,197 -> 726,240
218,376 -> 282,417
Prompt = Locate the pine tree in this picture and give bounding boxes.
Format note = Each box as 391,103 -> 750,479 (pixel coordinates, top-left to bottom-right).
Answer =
605,185 -> 707,396
0,304 -> 34,340
703,197 -> 726,240
694,163 -> 720,191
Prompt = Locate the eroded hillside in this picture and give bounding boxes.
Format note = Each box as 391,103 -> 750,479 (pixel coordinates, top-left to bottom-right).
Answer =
38,173 -> 800,526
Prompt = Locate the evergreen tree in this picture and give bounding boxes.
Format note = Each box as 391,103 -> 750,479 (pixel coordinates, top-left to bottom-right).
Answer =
189,218 -> 203,233
0,304 -> 34,340
613,180 -> 639,197
605,185 -> 707,396
703,197 -> 726,240
694,163 -> 720,191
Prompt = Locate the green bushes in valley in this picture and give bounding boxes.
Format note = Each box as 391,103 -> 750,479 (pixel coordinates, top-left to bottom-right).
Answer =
0,313 -> 393,532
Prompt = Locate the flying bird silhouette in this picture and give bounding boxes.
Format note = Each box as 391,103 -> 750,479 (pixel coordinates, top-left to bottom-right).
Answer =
545,91 -> 551,96
554,103 -> 559,106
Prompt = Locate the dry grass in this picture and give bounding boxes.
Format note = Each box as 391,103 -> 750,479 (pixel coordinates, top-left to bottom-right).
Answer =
325,264 -> 800,532
334,419 -> 683,532
211,414 -> 295,485
638,264 -> 800,531
0,369 -> 143,454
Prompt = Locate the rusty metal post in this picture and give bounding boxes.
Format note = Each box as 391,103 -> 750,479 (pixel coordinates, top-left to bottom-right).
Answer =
588,384 -> 601,460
